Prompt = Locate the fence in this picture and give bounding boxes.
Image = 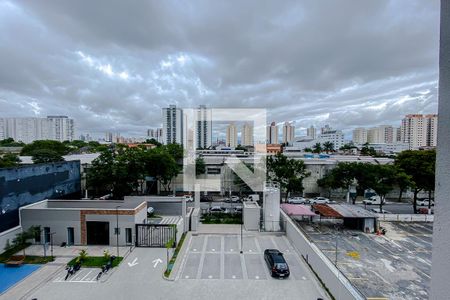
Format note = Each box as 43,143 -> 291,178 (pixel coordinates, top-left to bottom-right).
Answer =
376,214 -> 434,222
281,211 -> 365,300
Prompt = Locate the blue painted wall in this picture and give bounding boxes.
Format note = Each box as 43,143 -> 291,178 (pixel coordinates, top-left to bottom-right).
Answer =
0,161 -> 81,232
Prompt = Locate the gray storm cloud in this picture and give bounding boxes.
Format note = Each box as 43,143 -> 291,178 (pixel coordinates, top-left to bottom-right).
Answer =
0,0 -> 440,137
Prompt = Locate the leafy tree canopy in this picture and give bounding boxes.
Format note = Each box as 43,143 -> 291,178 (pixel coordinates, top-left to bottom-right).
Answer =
267,153 -> 310,201
0,153 -> 21,168
31,149 -> 65,164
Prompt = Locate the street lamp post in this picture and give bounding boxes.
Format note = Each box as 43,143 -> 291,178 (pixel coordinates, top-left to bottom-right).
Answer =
240,208 -> 243,254
116,205 -> 120,257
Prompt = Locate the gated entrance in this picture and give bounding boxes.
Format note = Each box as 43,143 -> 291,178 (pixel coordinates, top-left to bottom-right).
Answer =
135,224 -> 176,247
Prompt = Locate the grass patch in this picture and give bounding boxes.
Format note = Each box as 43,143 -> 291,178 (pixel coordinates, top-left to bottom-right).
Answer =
67,256 -> 123,268
164,233 -> 187,278
23,256 -> 55,264
0,242 -> 31,263
201,213 -> 242,224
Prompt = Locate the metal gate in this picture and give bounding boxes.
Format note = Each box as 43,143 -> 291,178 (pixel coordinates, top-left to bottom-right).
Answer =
135,224 -> 176,247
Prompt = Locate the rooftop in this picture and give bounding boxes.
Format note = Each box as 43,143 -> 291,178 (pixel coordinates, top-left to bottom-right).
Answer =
328,203 -> 377,218
21,199 -> 146,211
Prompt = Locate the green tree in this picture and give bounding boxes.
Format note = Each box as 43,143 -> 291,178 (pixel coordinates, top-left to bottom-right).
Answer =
394,169 -> 413,202
21,140 -> 69,156
145,138 -> 162,147
322,141 -> 334,153
365,164 -> 397,212
267,153 -> 310,201
143,149 -> 180,192
360,143 -> 377,156
312,143 -> 322,154
31,149 -> 65,164
195,157 -> 206,176
87,147 -> 145,198
304,147 -> 313,153
395,150 -> 436,213
317,162 -> 359,203
164,143 -> 184,162
0,153 -> 21,168
235,144 -> 247,151
0,138 -> 25,147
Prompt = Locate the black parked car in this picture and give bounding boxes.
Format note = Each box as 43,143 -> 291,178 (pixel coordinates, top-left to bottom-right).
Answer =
264,249 -> 290,278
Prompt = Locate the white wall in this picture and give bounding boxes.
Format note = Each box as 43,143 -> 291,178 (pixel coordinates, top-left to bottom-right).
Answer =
431,1 -> 450,298
281,211 -> 364,300
20,208 -> 138,246
0,226 -> 21,252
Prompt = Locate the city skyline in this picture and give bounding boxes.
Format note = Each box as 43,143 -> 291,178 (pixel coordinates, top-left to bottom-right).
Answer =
0,1 -> 439,137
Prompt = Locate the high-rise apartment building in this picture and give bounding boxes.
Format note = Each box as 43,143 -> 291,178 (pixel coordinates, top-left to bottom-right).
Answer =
147,128 -> 164,143
307,126 -> 317,139
241,122 -> 254,146
266,122 -> 279,144
226,123 -> 238,148
282,122 -> 295,144
401,114 -> 438,149
352,127 -> 368,144
367,127 -> 380,144
162,105 -> 183,145
0,116 -> 75,143
195,105 -> 212,149
426,114 -> 438,147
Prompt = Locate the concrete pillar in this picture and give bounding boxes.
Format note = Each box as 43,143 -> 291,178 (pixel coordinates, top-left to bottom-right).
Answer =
194,184 -> 200,210
431,1 -> 450,299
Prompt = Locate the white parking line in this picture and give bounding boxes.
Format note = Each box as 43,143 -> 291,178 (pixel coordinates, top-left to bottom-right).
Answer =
80,270 -> 93,281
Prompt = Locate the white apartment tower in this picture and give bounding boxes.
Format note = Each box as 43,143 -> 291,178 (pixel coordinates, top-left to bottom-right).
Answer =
307,126 -> 317,139
195,105 -> 212,149
282,122 -> 295,144
0,116 -> 75,143
241,122 -> 254,146
46,116 -> 75,142
226,123 -> 238,148
352,127 -> 368,144
162,105 -> 183,145
266,122 -> 279,144
147,128 -> 164,143
401,114 -> 438,149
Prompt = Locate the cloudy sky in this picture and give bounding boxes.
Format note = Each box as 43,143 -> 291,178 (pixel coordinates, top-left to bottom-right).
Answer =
0,0 -> 440,139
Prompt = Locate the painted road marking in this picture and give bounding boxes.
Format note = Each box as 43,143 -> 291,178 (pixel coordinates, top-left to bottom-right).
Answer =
128,258 -> 139,267
152,258 -> 163,268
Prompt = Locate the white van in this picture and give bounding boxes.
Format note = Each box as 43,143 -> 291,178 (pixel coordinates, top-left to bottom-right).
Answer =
363,195 -> 385,205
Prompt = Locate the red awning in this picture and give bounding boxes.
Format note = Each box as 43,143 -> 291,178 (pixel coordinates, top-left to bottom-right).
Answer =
281,204 -> 317,216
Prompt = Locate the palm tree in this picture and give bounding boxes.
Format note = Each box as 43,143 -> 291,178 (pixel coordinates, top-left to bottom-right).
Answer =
323,141 -> 334,153
312,143 -> 322,154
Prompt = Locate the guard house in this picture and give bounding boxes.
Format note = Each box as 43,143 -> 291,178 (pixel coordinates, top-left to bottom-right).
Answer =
312,203 -> 377,233
19,199 -> 147,246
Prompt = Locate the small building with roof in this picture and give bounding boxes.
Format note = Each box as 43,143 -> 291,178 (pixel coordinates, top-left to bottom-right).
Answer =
312,203 -> 377,233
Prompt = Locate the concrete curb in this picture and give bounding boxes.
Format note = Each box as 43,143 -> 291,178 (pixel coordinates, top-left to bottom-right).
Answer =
162,232 -> 192,281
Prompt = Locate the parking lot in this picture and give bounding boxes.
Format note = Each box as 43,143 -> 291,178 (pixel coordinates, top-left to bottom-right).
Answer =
53,267 -> 101,283
298,221 -> 432,300
177,234 -> 310,281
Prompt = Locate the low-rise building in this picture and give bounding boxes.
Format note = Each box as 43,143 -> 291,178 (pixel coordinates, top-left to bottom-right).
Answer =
20,199 -> 147,246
